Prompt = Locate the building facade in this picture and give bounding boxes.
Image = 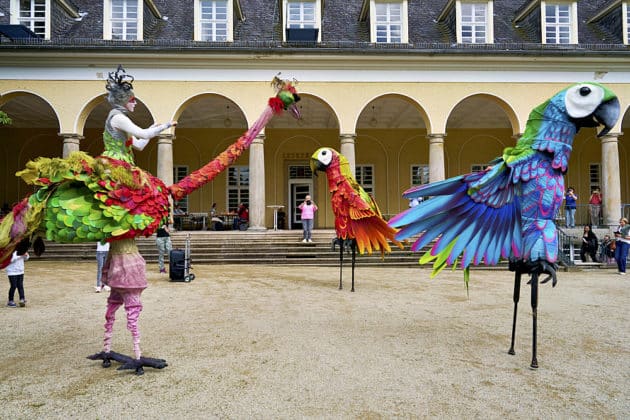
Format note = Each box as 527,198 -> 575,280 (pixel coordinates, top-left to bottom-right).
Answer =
1,0 -> 629,230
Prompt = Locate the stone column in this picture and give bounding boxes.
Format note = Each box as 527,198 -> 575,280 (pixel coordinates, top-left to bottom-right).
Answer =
156,134 -> 174,188
427,133 -> 446,183
249,133 -> 266,231
59,133 -> 83,157
600,132 -> 623,227
340,133 -> 357,176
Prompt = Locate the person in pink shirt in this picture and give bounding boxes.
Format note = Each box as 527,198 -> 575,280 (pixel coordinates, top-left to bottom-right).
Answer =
299,195 -> 318,243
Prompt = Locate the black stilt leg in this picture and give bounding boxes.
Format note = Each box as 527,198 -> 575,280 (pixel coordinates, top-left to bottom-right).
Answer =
530,272 -> 539,369
508,271 -> 522,355
350,240 -> 356,292
338,238 -> 344,290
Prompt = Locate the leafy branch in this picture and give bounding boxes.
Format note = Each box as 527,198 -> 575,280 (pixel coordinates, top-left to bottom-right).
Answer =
0,110 -> 12,125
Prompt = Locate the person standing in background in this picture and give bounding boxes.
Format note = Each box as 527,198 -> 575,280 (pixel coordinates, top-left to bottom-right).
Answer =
156,222 -> 172,274
564,187 -> 577,228
614,217 -> 630,275
579,225 -> 598,263
588,188 -> 602,228
95,241 -> 111,293
299,195 -> 318,243
5,239 -> 29,307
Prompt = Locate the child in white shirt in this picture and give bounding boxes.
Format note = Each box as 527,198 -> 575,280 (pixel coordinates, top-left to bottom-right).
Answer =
6,240 -> 30,307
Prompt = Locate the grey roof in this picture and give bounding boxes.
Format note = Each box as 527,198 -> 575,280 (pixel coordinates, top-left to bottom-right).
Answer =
0,0 -> 627,55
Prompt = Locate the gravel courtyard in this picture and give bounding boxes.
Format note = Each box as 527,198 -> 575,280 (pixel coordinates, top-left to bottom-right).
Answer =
1,261 -> 628,418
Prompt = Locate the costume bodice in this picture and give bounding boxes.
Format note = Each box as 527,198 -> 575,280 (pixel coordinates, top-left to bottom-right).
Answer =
102,109 -> 135,164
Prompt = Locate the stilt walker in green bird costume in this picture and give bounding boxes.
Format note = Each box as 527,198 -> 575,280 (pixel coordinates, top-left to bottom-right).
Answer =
0,66 -> 301,375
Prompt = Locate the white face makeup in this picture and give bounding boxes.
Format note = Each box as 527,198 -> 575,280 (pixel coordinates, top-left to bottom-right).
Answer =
125,97 -> 137,112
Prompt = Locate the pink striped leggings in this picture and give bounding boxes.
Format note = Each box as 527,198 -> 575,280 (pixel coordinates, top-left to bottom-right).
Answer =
103,288 -> 144,359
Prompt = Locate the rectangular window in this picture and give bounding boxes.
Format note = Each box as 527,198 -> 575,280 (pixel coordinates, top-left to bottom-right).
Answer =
355,165 -> 374,195
173,166 -> 190,212
461,2 -> 486,43
411,164 -> 429,186
287,1 -> 316,28
375,2 -> 402,43
289,165 -> 313,179
589,163 -> 600,192
17,0 -> 47,37
200,0 -> 228,41
111,0 -> 138,40
227,166 -> 249,212
471,164 -> 486,173
626,2 -> 630,44
545,3 -> 571,44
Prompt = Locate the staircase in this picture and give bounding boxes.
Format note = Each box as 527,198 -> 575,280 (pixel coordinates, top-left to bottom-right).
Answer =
36,228 -> 620,270
558,227 -> 618,269
36,229 -> 425,267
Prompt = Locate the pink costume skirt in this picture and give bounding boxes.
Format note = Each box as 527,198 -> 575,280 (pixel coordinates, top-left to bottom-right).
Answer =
101,240 -> 147,290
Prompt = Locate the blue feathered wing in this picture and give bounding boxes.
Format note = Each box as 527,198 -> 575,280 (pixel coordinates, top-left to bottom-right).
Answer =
388,159 -> 524,277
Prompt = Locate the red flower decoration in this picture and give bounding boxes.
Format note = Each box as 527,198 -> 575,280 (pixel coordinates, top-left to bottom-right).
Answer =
268,97 -> 284,114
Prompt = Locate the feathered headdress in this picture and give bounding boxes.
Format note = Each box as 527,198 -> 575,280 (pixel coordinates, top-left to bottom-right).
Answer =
105,65 -> 135,107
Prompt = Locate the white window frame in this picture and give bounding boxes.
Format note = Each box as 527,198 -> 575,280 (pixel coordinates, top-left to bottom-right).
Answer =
541,1 -> 577,44
411,164 -> 429,187
355,164 -> 375,196
624,2 -> 629,45
370,0 -> 408,44
471,164 -> 486,173
173,165 -> 190,212
589,163 -> 601,193
194,0 -> 233,42
227,165 -> 249,212
457,0 -> 493,44
103,0 -> 143,41
282,0 -> 321,42
10,0 -> 50,39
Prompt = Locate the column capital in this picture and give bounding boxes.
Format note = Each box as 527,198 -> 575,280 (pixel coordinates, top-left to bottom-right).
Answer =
253,133 -> 266,144
58,132 -> 85,141
340,132 -> 356,141
599,132 -> 623,142
426,133 -> 446,142
157,133 -> 175,143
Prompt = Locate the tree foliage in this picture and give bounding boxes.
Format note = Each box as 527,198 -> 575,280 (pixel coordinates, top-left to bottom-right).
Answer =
0,110 -> 12,125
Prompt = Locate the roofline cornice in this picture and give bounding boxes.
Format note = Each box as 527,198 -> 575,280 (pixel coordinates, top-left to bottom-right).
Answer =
1,50 -> 627,73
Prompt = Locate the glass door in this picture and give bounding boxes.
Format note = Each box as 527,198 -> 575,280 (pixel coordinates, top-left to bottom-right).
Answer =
288,164 -> 313,229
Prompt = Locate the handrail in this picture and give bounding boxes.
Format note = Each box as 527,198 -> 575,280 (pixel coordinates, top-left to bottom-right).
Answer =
557,228 -> 577,266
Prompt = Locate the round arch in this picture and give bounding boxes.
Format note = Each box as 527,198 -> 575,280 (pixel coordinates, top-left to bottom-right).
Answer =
356,94 -> 430,132
172,93 -> 247,129
267,93 -> 340,130
0,90 -> 60,130
446,93 -> 519,134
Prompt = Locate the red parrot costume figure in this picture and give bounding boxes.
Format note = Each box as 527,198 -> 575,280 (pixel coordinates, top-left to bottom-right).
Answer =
0,66 -> 300,374
310,147 -> 402,291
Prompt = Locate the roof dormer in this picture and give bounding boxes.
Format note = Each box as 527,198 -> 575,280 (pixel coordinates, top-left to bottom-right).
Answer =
359,0 -> 408,44
282,0 -> 322,43
437,0 -> 494,44
514,0 -> 578,44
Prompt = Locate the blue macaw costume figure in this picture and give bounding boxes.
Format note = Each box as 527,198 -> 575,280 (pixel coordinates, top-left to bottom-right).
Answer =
389,83 -> 620,368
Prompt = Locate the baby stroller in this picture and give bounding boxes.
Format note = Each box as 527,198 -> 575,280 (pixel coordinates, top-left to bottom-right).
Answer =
598,238 -> 616,264
169,233 -> 195,282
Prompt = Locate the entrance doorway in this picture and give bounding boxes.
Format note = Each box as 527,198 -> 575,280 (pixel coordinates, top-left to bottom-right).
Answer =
288,164 -> 313,230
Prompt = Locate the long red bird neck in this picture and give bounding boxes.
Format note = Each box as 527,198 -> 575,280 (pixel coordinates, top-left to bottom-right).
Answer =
169,106 -> 275,201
